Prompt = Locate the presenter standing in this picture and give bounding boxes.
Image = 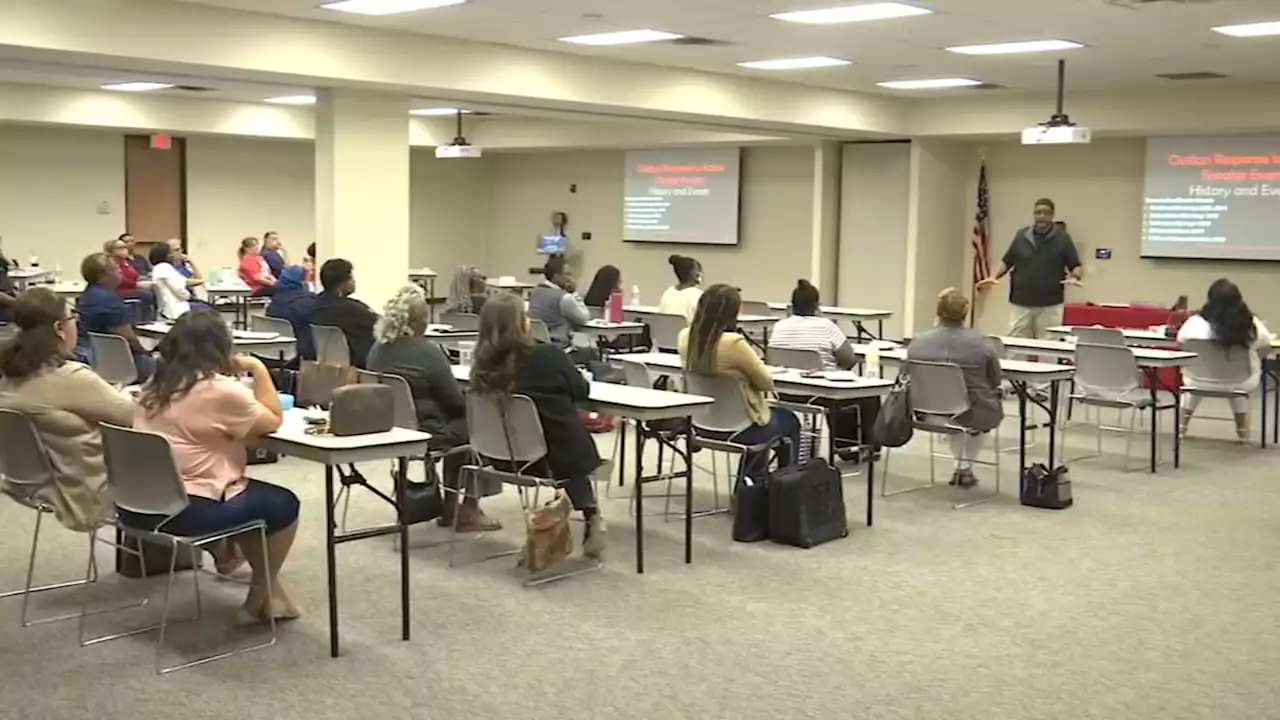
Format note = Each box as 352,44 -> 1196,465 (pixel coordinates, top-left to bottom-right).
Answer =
977,198 -> 1082,338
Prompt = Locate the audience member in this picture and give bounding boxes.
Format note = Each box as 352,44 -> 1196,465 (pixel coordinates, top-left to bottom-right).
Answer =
75,253 -> 155,382
121,233 -> 152,277
528,256 -> 590,351
170,244 -> 209,302
149,241 -> 209,320
906,288 -> 1003,488
261,231 -> 287,279
446,265 -> 486,314
679,283 -> 799,475
303,242 -> 317,288
657,254 -> 703,321
237,237 -> 276,296
312,258 -> 377,368
133,309 -> 299,622
769,279 -> 878,457
104,238 -> 157,321
1178,278 -> 1273,441
0,288 -> 135,531
266,265 -> 318,362
0,247 -> 14,323
582,265 -> 621,309
368,285 -> 500,531
472,293 -> 604,558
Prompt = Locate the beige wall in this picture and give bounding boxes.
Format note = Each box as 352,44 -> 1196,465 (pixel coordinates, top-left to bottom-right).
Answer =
839,142 -> 911,338
968,138 -> 1280,336
0,125 -> 125,276
410,149 -> 491,278
908,139 -> 970,335
482,146 -> 818,304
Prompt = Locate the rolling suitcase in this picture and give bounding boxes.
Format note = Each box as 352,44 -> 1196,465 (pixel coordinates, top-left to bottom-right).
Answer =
768,459 -> 848,548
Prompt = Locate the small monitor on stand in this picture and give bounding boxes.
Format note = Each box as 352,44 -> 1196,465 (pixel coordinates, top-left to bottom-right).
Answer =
537,233 -> 567,255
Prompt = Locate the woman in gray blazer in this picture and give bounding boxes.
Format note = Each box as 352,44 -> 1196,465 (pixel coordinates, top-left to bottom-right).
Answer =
906,288 -> 1004,487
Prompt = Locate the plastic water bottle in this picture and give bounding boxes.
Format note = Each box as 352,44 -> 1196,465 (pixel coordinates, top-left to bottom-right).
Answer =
866,346 -> 881,379
53,264 -> 62,283
28,250 -> 38,267
630,285 -> 641,307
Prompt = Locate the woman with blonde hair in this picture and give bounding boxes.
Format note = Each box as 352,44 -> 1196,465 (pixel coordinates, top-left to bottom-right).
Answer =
905,287 -> 1004,487
368,284 -> 499,531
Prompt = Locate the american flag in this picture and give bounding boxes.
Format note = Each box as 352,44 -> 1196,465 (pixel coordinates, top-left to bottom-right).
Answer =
971,161 -> 991,288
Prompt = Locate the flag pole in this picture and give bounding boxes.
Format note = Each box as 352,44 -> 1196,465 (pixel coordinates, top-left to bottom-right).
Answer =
969,147 -> 988,328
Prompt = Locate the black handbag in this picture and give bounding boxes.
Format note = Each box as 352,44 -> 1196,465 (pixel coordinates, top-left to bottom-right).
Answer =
873,375 -> 914,448
402,479 -> 444,525
767,459 -> 848,549
115,528 -> 200,578
1020,463 -> 1073,510
731,474 -> 771,543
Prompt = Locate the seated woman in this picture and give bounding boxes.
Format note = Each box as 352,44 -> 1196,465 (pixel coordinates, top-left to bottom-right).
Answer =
471,293 -> 604,558
657,254 -> 703,322
768,279 -> 878,457
149,241 -> 211,321
0,288 -> 136,532
266,265 -> 318,362
582,264 -> 621,312
679,284 -> 801,475
237,236 -> 276,297
132,310 -> 300,622
104,237 -> 156,322
906,288 -> 1003,488
368,285 -> 499,531
1177,278 -> 1273,441
75,253 -> 155,383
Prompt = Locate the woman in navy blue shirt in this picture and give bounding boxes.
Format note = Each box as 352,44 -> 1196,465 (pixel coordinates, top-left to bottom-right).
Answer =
74,252 -> 155,382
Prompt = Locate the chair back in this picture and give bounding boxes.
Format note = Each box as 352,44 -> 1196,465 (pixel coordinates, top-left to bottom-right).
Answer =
985,336 -> 1007,359
1181,338 -> 1252,387
740,300 -> 772,317
88,332 -> 138,386
311,325 -> 350,366
530,319 -> 550,343
0,409 -> 54,503
466,393 -> 548,465
619,358 -> 653,389
765,346 -> 823,370
357,370 -> 419,430
99,424 -> 190,520
250,314 -> 293,337
905,360 -> 971,420
439,311 -> 480,331
1073,342 -> 1140,397
682,372 -> 754,435
642,311 -> 687,352
1071,326 -> 1125,346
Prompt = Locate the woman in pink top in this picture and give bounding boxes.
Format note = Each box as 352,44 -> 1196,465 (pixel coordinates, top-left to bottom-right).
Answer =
237,236 -> 276,297
133,309 -> 300,622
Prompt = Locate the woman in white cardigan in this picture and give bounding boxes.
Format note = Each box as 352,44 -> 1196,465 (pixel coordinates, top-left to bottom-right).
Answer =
1177,278 -> 1273,441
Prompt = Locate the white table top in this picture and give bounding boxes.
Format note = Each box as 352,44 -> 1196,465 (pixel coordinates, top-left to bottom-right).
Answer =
260,409 -> 431,465
620,351 -> 895,400
624,305 -> 776,326
9,267 -> 53,279
407,268 -> 437,279
487,279 -> 536,290
450,364 -> 714,420
205,284 -> 254,296
1046,324 -> 1280,355
766,303 -> 894,320
136,322 -> 297,350
999,336 -> 1197,367
580,319 -> 647,336
852,344 -> 1077,382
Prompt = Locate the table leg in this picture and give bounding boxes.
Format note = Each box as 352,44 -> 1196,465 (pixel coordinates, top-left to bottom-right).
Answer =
1261,358 -> 1268,450
1173,385 -> 1181,469
618,421 -> 627,488
1273,365 -> 1279,445
427,278 -> 435,323
396,456 -> 410,642
683,421 -> 693,564
634,426 -> 646,575
1048,380 -> 1059,469
877,319 -> 884,340
865,453 -> 875,527
1147,369 -> 1158,473
1016,382 -> 1028,475
323,464 -> 340,658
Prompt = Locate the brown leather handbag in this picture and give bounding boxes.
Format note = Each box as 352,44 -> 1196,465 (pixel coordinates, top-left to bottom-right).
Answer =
329,384 -> 395,437
519,492 -> 573,573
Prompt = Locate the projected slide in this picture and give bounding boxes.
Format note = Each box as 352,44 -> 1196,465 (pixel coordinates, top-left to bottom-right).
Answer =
623,148 -> 741,245
1142,135 -> 1280,260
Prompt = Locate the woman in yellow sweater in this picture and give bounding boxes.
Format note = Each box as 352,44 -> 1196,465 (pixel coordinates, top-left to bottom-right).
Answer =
678,284 -> 801,474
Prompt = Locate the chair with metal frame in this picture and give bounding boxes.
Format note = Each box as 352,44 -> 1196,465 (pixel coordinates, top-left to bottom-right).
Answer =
1178,337 -> 1254,439
1070,326 -> 1126,346
740,300 -> 772,318
87,424 -> 276,674
765,346 -> 824,371
0,410 -> 103,627
529,319 -> 551,343
439,311 -> 480,331
462,393 -> 601,585
1062,342 -> 1166,470
881,360 -> 1002,509
88,332 -> 138,387
641,311 -> 687,353
310,324 -> 350,367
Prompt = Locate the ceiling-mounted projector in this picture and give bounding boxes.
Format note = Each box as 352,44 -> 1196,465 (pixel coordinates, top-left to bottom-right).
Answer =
435,108 -> 483,159
1022,59 -> 1092,146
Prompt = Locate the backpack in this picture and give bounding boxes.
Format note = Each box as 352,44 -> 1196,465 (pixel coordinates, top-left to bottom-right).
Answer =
767,459 -> 848,549
873,375 -> 914,448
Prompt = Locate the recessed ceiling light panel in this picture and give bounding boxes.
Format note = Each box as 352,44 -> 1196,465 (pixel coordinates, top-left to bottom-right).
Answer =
877,77 -> 982,89
410,107 -> 471,116
1212,21 -> 1280,38
737,56 -> 852,70
320,0 -> 466,16
946,39 -> 1083,55
264,95 -> 317,105
558,29 -> 684,45
101,82 -> 174,92
771,2 -> 931,24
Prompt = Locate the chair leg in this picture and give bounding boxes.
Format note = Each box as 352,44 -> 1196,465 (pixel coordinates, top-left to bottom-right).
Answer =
153,544 -> 181,675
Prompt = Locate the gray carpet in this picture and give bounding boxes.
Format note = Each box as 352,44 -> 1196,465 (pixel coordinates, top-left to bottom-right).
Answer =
2,401 -> 1279,720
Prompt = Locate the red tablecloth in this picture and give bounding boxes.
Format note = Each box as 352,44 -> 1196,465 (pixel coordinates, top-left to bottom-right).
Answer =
1063,303 -> 1180,389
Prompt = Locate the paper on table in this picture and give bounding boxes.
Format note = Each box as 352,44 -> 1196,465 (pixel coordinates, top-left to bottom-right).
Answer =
233,330 -> 280,340
821,370 -> 859,382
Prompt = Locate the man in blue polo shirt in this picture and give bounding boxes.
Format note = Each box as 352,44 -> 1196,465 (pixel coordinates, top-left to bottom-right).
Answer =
261,231 -> 287,279
977,197 -> 1083,338
75,252 -> 155,382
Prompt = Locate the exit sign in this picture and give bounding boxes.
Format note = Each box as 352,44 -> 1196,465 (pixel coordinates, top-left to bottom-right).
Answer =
150,133 -> 172,150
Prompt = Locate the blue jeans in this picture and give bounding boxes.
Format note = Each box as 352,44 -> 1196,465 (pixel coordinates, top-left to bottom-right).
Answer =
703,407 -> 801,478
118,479 -> 300,537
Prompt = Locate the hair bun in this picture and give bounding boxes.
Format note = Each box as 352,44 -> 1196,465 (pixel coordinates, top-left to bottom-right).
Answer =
668,254 -> 683,266
796,279 -> 812,288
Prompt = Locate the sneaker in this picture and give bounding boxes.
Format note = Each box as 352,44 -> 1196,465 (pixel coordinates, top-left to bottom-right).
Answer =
583,514 -> 606,560
956,469 -> 979,488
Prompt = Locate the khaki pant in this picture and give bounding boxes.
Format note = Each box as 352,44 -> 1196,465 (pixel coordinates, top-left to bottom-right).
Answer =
1008,303 -> 1063,339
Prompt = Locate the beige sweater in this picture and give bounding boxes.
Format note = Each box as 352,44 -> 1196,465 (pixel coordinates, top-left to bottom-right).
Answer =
0,362 -> 136,531
678,329 -> 775,426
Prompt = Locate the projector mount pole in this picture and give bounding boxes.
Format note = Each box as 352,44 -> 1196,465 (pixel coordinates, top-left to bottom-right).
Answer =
1049,59 -> 1071,126
451,109 -> 466,146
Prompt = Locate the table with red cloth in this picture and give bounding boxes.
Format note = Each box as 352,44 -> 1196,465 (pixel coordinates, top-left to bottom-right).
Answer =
1063,302 -> 1180,389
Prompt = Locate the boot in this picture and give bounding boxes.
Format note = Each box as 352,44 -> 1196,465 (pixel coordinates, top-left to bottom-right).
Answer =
583,512 -> 606,560
455,499 -> 502,532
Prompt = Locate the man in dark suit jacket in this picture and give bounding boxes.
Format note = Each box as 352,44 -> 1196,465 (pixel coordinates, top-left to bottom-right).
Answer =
311,258 -> 378,368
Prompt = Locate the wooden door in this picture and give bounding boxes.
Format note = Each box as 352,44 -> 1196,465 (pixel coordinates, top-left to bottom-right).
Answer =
124,135 -> 186,250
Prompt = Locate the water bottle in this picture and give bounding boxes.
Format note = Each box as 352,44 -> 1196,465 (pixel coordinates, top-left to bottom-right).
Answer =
629,284 -> 641,307
28,250 -> 38,267
54,264 -> 62,283
866,346 -> 881,379
606,290 -> 623,323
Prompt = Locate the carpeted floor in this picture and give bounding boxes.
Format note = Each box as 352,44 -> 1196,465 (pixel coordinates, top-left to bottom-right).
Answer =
1,401 -> 1278,720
